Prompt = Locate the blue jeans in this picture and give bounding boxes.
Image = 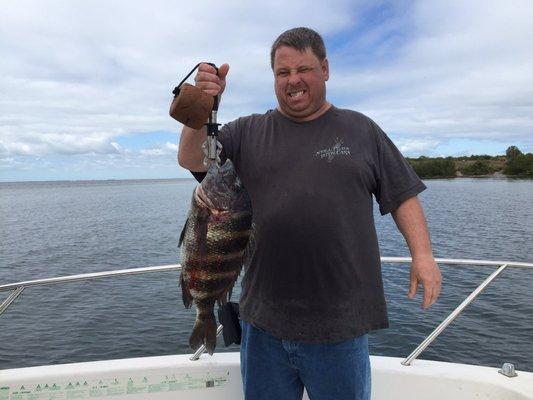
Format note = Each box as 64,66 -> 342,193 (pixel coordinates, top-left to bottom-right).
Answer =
240,320 -> 371,400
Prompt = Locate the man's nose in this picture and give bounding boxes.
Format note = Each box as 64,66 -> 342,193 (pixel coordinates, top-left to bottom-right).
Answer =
288,70 -> 302,85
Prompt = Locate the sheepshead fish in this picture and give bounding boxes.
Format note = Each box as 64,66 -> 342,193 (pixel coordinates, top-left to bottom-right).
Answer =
179,159 -> 252,355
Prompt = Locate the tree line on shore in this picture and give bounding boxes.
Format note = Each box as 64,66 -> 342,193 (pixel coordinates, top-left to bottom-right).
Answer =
407,146 -> 533,178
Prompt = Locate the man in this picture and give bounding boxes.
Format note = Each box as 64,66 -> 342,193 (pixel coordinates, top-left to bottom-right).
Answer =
178,27 -> 441,400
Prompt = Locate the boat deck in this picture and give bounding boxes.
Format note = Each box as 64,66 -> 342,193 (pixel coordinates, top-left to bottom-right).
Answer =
1,352 -> 532,399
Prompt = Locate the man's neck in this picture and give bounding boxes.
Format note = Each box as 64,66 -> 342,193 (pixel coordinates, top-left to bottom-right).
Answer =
277,101 -> 332,122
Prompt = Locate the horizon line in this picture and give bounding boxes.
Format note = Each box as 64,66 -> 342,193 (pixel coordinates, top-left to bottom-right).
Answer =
0,177 -> 197,184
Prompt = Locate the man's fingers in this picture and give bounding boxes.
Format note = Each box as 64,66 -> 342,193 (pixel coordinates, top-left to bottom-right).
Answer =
195,63 -> 229,96
435,282 -> 441,303
195,71 -> 220,84
429,283 -> 438,307
427,268 -> 442,307
423,274 -> 442,308
195,81 -> 222,96
198,62 -> 229,77
408,274 -> 418,299
431,273 -> 442,306
218,63 -> 230,79
198,62 -> 218,74
422,283 -> 432,308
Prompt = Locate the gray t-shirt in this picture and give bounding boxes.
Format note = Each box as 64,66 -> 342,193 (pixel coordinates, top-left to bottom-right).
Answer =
194,105 -> 426,342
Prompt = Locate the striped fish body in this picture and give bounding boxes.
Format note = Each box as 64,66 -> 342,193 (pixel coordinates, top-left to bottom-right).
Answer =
179,160 -> 252,355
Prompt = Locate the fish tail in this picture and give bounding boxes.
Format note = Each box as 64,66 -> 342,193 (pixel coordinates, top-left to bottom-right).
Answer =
189,310 -> 217,355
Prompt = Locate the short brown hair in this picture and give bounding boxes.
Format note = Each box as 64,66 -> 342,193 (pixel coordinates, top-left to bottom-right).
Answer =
270,27 -> 327,68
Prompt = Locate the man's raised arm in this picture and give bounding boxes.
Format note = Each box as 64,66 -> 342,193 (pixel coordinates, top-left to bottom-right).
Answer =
178,125 -> 208,172
177,63 -> 229,171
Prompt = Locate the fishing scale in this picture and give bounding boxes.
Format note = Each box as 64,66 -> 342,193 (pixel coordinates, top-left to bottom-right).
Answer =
169,63 -> 222,165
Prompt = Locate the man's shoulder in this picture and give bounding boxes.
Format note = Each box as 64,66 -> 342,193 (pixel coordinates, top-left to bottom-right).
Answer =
331,106 -> 375,126
328,106 -> 384,141
225,110 -> 276,128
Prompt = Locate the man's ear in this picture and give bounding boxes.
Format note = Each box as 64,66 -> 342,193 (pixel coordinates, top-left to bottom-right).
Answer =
322,58 -> 329,81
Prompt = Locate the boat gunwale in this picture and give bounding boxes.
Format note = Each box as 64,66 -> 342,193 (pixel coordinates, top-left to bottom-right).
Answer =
1,257 -> 532,293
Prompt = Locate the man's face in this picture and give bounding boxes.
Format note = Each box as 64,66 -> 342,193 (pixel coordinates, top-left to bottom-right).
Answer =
273,46 -> 329,121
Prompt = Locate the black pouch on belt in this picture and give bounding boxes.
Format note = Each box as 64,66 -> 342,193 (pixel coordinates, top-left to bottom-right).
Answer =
217,302 -> 241,346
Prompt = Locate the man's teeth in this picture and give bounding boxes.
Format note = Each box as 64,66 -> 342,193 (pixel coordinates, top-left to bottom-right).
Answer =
289,90 -> 304,98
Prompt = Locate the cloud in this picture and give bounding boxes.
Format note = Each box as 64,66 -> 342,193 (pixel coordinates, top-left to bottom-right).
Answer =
0,0 -> 532,180
394,138 -> 440,155
0,0 -> 359,160
139,142 -> 178,157
1,143 -> 183,181
332,0 -> 533,145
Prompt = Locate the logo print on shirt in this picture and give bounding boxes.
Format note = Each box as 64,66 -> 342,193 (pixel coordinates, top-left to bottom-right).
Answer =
315,137 -> 351,162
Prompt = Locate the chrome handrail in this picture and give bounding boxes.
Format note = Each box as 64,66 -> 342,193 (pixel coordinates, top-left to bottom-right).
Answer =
0,264 -> 182,293
380,257 -> 533,269
381,257 -> 533,365
1,258 -> 532,364
402,263 -> 508,365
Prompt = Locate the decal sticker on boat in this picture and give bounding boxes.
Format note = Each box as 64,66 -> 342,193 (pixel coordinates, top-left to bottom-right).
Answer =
1,370 -> 230,398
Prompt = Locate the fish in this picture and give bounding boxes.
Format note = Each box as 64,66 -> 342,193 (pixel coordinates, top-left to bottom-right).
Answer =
179,159 -> 252,355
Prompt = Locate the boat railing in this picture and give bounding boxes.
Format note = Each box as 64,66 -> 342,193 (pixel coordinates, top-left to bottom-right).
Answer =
1,257 -> 532,365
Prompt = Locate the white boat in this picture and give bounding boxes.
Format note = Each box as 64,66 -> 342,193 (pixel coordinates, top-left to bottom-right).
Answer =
1,257 -> 532,399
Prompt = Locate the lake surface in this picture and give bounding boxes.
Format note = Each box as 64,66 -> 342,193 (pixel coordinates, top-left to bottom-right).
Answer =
0,178 -> 532,371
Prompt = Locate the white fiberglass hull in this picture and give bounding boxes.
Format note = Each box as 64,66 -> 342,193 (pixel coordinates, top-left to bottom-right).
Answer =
1,353 -> 531,400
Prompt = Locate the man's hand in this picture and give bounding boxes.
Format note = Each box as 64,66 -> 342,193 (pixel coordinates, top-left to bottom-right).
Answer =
391,196 -> 442,309
408,256 -> 441,309
195,63 -> 230,96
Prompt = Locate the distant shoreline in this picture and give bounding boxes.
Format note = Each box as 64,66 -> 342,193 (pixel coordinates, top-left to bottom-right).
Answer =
2,176 -> 532,186
0,177 -> 197,185
407,148 -> 533,178
420,174 -> 533,179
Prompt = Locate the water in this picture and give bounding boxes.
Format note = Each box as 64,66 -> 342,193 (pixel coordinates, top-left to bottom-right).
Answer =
0,178 -> 532,371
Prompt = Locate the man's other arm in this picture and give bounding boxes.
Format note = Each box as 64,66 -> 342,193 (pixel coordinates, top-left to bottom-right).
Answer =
392,196 -> 442,309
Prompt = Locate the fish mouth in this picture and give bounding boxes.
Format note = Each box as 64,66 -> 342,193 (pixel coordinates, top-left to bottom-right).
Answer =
195,186 -> 216,209
195,184 -> 233,211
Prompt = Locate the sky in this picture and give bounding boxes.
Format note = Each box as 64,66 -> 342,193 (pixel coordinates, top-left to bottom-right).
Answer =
1,0 -> 532,181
